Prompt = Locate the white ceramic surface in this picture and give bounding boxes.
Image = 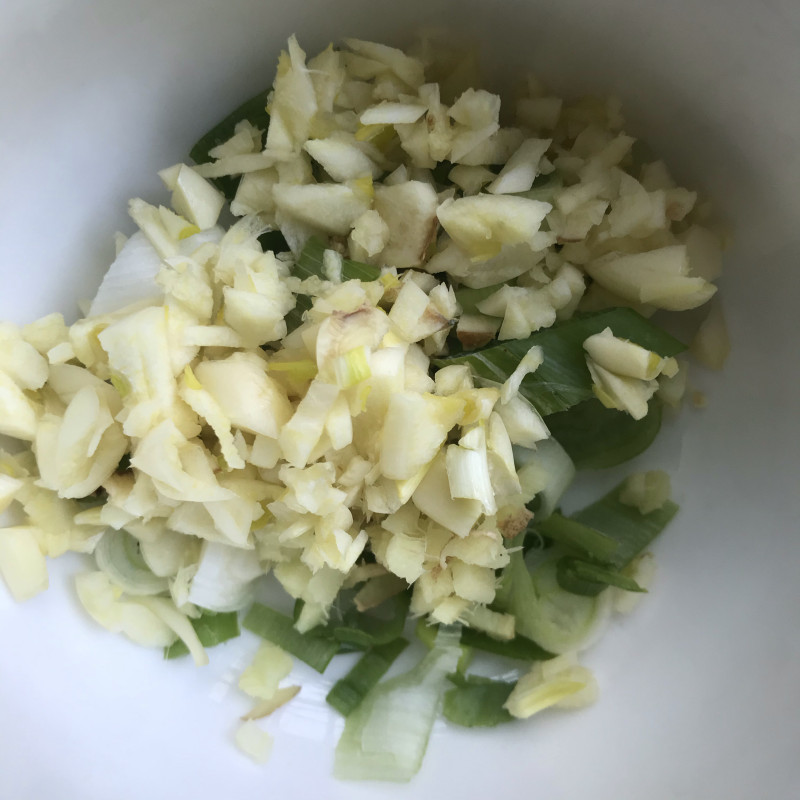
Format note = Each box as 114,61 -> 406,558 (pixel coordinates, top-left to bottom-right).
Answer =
1,1 -> 799,798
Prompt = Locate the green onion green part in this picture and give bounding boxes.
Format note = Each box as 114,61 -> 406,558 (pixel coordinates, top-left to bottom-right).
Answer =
573,483 -> 678,570
552,481 -> 679,596
556,557 -> 646,595
442,675 -> 515,727
243,603 -> 340,673
332,591 -> 411,649
546,397 -> 664,469
536,512 -> 620,562
434,308 -> 685,417
326,637 -> 409,717
415,618 -> 554,662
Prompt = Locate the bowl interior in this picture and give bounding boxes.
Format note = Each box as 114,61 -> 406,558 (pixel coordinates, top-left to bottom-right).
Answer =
1,1 -> 798,798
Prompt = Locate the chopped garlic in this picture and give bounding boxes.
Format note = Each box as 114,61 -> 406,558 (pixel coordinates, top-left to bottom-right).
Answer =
235,721 -> 274,764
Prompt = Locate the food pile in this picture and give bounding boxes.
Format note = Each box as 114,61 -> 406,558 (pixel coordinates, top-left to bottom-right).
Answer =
0,35 -> 728,779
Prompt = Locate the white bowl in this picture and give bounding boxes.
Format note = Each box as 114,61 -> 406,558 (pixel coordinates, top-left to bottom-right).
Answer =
1,1 -> 798,798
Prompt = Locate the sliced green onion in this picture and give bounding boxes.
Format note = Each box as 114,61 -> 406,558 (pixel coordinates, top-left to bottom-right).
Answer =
95,529 -> 169,596
443,675 -> 514,727
556,557 -> 646,596
243,603 -> 340,673
326,637 -> 409,716
164,609 -> 241,659
546,397 -> 664,469
536,512 -> 619,562
434,308 -> 685,416
503,550 -> 607,654
135,596 -> 208,666
333,591 -> 411,649
554,482 -> 678,596
415,618 -> 553,662
333,627 -> 461,782
462,627 -> 554,661
574,482 -> 678,568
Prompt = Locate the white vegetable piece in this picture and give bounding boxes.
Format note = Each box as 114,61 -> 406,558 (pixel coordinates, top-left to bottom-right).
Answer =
22,312 -> 70,356
584,327 -> 677,381
0,526 -> 48,602
131,420 -> 234,503
195,353 -> 293,439
426,240 -> 546,289
75,571 -> 176,648
272,182 -> 371,235
504,660 -> 597,719
451,560 -> 496,604
0,473 -> 23,514
0,323 -> 49,390
584,246 -> 717,311
373,181 -> 439,268
500,345 -> 544,404
412,452 -> 482,537
279,379 -> 340,468
235,722 -> 274,764
344,38 -> 425,89
388,281 -> 450,343
266,35 -> 317,153
303,135 -> 380,181
619,470 -> 671,514
587,360 -> 657,420
0,370 -> 40,441
437,195 -> 552,260
487,138 -> 551,195
449,88 -> 501,129
238,642 -> 293,699
379,392 -> 464,481
683,224 -> 723,281
97,305 -> 183,437
349,209 -> 390,258
448,165 -> 495,195
359,101 -> 427,125
160,164 -> 225,230
690,300 -> 730,370
486,412 -> 521,496
207,120 -> 263,160
446,441 -> 496,515
35,385 -> 128,499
